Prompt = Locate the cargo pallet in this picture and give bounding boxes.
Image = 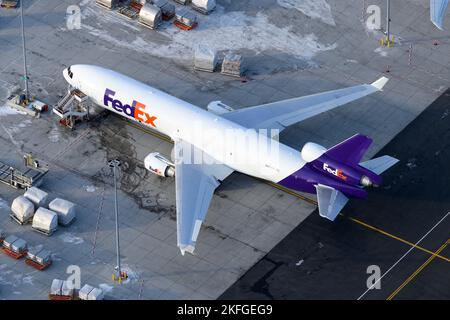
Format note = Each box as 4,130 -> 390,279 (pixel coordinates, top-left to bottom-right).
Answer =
32,227 -> 56,237
191,4 -> 213,15
9,213 -> 32,226
138,20 -> 159,30
48,294 -> 74,301
1,247 -> 27,259
174,20 -> 197,31
25,258 -> 52,271
117,6 -> 139,20
220,71 -> 245,78
194,66 -> 217,73
0,160 -> 48,189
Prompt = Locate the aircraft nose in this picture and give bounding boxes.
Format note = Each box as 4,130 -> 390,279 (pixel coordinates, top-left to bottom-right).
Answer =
63,67 -> 70,82
63,66 -> 74,84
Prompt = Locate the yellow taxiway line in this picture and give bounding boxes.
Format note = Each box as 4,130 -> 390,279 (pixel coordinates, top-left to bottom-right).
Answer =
387,238 -> 450,300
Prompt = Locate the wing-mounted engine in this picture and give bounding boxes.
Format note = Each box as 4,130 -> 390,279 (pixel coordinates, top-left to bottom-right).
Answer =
144,152 -> 175,177
207,101 -> 234,115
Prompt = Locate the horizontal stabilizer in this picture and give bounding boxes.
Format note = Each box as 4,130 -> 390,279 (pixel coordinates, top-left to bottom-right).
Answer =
359,155 -> 399,175
326,134 -> 373,165
315,184 -> 349,221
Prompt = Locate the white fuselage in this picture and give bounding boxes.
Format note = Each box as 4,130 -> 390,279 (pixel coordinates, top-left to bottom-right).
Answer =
63,65 -> 306,182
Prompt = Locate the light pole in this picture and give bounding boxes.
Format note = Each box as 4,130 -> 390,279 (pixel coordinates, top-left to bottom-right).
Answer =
108,159 -> 122,281
386,0 -> 391,43
20,0 -> 29,101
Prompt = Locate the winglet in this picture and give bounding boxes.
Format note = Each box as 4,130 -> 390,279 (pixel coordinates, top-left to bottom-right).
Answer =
371,76 -> 389,91
179,244 -> 196,256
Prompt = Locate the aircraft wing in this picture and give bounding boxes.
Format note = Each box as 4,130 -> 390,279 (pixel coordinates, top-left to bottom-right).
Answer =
174,140 -> 234,255
222,77 -> 389,132
431,0 -> 449,30
315,184 -> 349,221
359,155 -> 399,175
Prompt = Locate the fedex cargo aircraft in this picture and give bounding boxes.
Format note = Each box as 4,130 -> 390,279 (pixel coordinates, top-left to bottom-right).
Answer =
63,65 -> 398,255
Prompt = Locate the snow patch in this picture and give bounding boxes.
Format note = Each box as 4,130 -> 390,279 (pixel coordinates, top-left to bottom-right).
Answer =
0,105 -> 26,116
374,47 -> 388,57
22,275 -> 34,286
277,0 -> 335,26
79,4 -> 336,61
84,185 -> 96,193
59,232 -> 84,245
48,124 -> 61,143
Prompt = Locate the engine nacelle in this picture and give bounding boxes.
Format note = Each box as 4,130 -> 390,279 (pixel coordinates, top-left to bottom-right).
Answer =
301,142 -> 327,163
207,101 -> 234,115
144,152 -> 175,177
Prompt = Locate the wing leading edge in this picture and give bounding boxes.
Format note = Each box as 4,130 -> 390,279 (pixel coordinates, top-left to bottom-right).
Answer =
174,140 -> 234,255
222,77 -> 389,131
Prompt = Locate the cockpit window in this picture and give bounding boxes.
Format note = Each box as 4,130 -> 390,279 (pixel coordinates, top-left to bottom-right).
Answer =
68,67 -> 73,79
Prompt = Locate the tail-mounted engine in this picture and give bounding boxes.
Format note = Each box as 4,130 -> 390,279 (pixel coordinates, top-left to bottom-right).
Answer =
301,142 -> 382,188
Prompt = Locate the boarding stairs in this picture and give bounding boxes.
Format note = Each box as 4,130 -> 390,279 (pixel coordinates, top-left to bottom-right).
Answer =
53,89 -> 90,129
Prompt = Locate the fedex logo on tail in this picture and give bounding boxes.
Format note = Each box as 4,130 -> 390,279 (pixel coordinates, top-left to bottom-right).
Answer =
103,89 -> 157,127
323,163 -> 348,181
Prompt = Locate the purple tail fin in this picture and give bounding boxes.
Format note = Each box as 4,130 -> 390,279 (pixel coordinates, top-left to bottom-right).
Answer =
325,134 -> 373,165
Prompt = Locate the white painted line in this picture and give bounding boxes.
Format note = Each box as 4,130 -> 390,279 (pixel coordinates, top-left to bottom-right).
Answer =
357,211 -> 450,300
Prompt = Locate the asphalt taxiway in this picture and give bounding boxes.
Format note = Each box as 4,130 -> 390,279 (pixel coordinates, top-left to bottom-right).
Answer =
221,89 -> 450,300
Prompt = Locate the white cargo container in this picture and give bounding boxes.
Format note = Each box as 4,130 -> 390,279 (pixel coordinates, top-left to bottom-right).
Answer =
35,249 -> 51,265
96,0 -> 119,10
138,4 -> 162,29
28,248 -> 52,265
194,45 -> 218,72
11,238 -> 27,254
61,280 -> 74,296
51,279 -> 64,295
88,288 -> 105,300
49,198 -> 76,226
24,187 -> 48,208
221,53 -> 245,77
11,196 -> 35,224
191,0 -> 216,14
32,208 -> 58,235
2,235 -> 18,250
175,8 -> 198,28
79,284 -> 95,300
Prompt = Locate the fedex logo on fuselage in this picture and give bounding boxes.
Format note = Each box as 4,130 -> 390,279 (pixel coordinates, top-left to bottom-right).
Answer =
323,163 -> 348,181
103,89 -> 157,127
